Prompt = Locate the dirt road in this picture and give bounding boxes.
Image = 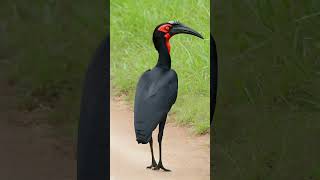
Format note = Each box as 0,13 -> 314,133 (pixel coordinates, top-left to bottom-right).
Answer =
110,98 -> 210,180
0,65 -> 209,180
0,70 -> 76,180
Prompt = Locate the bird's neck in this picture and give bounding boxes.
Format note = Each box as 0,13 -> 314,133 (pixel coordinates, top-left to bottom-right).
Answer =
156,38 -> 171,69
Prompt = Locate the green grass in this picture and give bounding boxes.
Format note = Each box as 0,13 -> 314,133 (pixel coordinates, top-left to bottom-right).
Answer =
212,1 -> 320,179
0,0 -> 106,136
110,0 -> 210,134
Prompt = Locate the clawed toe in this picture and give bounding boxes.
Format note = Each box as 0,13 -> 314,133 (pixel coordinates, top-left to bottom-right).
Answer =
152,163 -> 171,172
146,162 -> 157,169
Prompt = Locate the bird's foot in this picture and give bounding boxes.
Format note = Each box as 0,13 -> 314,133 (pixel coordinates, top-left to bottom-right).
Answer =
152,162 -> 171,172
146,161 -> 157,169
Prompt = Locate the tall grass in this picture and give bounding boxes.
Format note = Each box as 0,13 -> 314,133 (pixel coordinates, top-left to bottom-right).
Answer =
110,0 -> 210,133
212,0 -> 320,179
0,0 -> 106,135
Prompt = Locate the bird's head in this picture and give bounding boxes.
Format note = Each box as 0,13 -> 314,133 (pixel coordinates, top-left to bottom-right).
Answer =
152,21 -> 204,54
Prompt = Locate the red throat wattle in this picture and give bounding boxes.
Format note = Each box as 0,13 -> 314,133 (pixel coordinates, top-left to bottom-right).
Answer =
164,33 -> 171,54
158,24 -> 173,54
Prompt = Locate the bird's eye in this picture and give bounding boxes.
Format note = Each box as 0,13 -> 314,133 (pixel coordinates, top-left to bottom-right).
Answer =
165,26 -> 170,30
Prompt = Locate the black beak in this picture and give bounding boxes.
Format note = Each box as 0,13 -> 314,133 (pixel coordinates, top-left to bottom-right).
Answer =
169,24 -> 204,39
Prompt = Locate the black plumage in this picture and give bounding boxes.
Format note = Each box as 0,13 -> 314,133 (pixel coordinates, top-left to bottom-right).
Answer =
134,68 -> 178,143
134,21 -> 203,171
77,37 -> 109,180
210,34 -> 218,125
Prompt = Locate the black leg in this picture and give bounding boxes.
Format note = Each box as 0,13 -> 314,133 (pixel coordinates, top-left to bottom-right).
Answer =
153,119 -> 171,172
146,137 -> 157,169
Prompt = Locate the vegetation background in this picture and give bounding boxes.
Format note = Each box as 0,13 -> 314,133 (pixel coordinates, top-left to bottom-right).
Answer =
212,1 -> 320,179
110,0 -> 211,134
2,0 -> 320,179
0,0 -> 107,136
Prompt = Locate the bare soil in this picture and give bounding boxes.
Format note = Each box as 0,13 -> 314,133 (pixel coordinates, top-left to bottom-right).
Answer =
0,72 -> 76,180
110,98 -> 210,180
0,69 -> 209,180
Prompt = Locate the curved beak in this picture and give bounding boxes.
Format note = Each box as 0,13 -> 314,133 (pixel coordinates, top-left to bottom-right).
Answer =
169,24 -> 204,39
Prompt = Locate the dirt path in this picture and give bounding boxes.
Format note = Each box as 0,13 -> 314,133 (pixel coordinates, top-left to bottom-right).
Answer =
0,70 -> 76,180
0,64 -> 209,180
110,98 -> 210,180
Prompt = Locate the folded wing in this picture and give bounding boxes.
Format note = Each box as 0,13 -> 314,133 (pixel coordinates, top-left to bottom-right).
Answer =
134,69 -> 178,144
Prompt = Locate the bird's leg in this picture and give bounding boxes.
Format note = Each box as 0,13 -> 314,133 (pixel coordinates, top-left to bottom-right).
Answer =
153,120 -> 171,172
146,137 -> 157,169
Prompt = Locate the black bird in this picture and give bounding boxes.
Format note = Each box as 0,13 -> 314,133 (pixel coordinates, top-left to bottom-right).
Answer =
210,35 -> 218,125
77,37 -> 109,180
134,21 -> 204,171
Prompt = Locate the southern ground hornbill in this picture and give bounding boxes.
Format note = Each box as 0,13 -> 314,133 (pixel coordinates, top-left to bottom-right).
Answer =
134,21 -> 203,171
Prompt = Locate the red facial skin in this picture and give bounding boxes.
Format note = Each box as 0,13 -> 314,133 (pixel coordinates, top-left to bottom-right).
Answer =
157,24 -> 173,54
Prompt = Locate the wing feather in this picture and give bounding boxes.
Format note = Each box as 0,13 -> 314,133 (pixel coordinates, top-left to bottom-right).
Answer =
134,69 -> 178,143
